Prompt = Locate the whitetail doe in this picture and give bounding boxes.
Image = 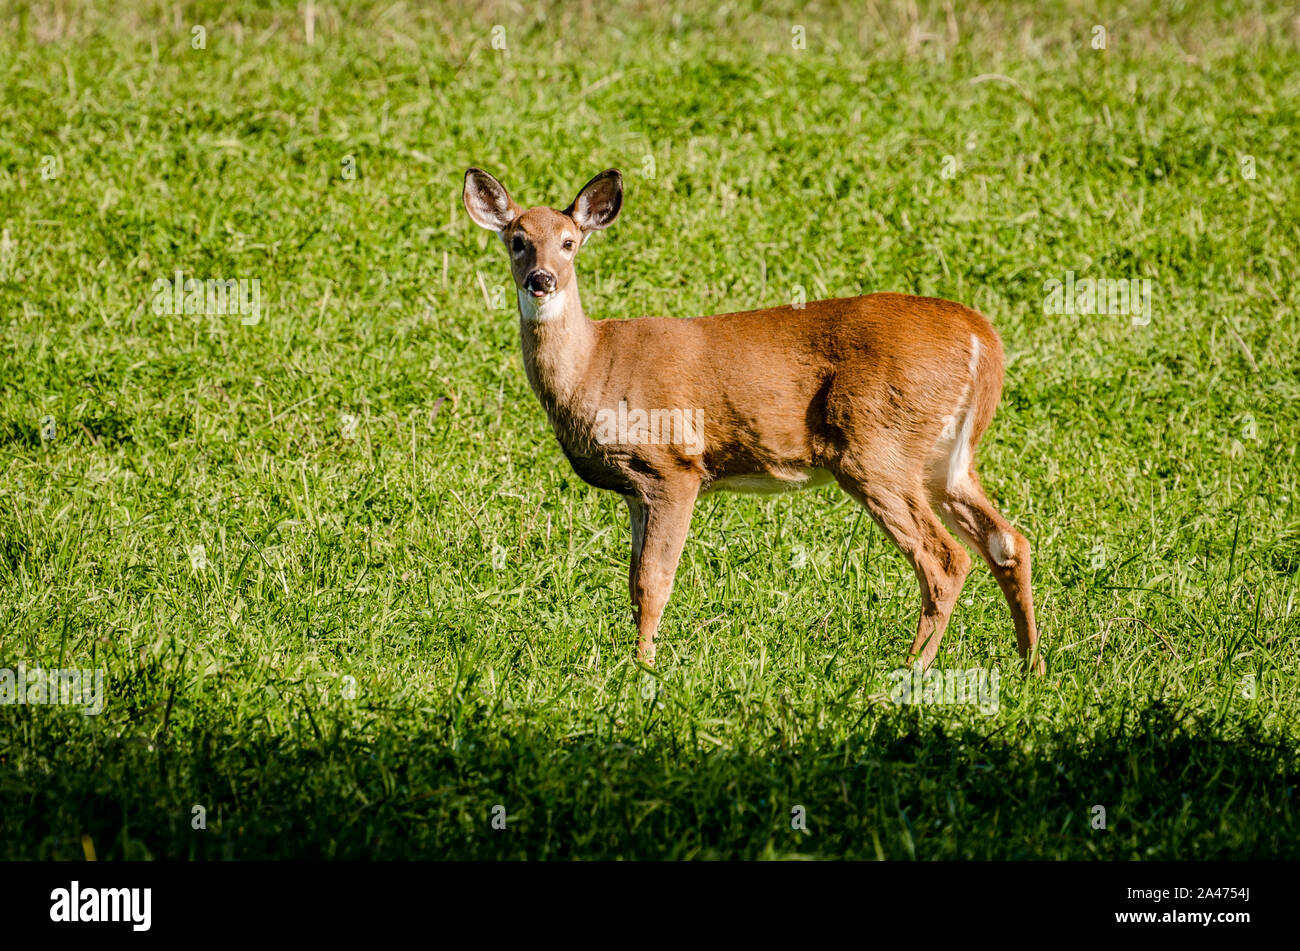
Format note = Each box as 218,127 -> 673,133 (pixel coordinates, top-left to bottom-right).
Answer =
463,167 -> 1044,675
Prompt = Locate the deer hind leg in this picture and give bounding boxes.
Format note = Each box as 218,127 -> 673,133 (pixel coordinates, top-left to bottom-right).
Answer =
932,470 -> 1044,675
836,474 -> 972,671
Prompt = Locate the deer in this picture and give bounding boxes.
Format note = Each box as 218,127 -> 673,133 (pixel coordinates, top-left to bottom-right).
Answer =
462,166 -> 1044,675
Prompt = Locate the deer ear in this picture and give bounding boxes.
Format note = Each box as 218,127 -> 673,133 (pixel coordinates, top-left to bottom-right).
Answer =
565,169 -> 623,233
463,167 -> 520,232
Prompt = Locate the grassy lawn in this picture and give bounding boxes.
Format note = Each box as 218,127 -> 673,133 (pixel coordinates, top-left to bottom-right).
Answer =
1,0 -> 1297,860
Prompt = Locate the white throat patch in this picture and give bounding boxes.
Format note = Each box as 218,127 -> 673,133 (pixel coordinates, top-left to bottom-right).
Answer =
517,287 -> 566,323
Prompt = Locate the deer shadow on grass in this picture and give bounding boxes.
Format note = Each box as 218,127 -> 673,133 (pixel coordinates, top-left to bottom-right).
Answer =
4,696 -> 1296,860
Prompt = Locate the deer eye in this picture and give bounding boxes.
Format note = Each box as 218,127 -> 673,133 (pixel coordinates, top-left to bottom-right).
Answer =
511,235 -> 525,254
562,238 -> 575,251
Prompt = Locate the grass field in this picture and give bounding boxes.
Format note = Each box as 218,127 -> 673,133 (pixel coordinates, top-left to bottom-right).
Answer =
1,0 -> 1298,860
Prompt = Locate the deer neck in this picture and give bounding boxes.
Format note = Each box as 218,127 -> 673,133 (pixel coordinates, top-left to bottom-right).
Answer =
517,283 -> 597,415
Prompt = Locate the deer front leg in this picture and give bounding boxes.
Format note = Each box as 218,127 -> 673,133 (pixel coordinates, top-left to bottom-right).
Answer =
629,481 -> 699,666
625,495 -> 648,606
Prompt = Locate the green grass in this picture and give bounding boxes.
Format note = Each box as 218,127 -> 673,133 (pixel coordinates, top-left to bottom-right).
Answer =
1,0 -> 1298,860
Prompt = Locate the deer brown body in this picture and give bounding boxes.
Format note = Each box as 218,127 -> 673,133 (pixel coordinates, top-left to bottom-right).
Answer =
464,167 -> 1043,674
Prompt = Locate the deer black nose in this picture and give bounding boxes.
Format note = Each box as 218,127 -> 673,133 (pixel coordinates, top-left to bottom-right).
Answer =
525,269 -> 556,295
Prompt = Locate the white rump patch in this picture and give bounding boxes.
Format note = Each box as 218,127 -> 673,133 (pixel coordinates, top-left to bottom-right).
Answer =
517,287 -> 566,322
938,335 -> 982,492
989,531 -> 1016,567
